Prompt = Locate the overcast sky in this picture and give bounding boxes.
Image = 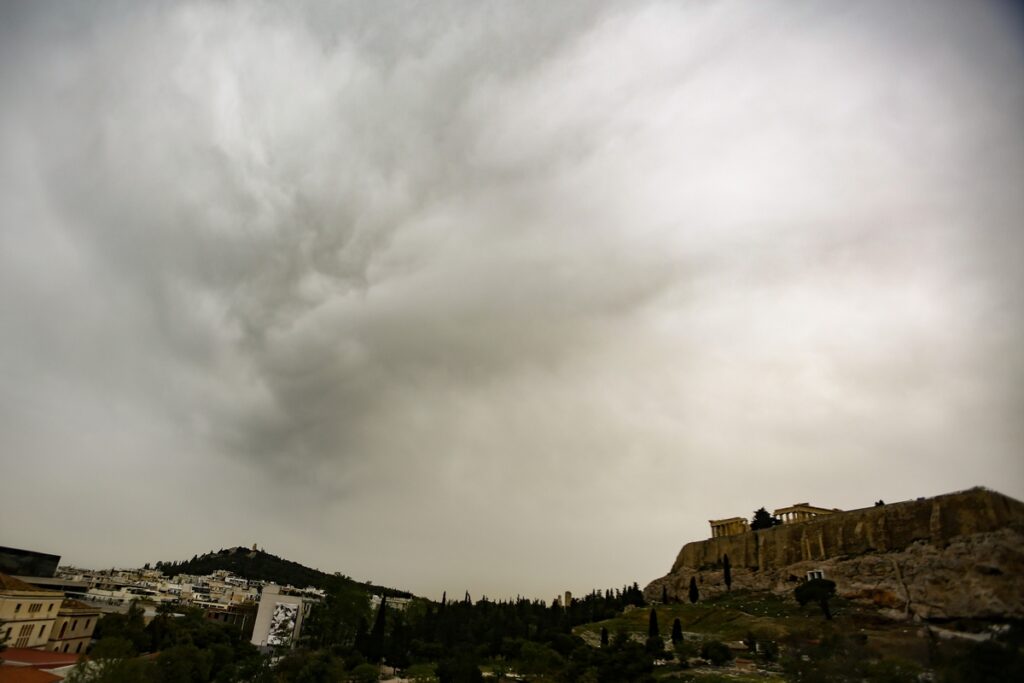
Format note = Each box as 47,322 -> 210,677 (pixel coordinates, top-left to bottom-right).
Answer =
1,0 -> 1022,601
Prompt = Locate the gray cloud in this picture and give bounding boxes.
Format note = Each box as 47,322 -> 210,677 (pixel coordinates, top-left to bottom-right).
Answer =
1,0 -> 1022,599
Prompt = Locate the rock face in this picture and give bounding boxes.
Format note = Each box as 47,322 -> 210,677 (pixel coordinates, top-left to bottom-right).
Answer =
645,488 -> 1024,620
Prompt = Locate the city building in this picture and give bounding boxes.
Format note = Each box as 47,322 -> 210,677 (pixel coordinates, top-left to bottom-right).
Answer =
250,584 -> 317,651
0,574 -> 63,650
46,599 -> 100,654
0,548 -> 60,579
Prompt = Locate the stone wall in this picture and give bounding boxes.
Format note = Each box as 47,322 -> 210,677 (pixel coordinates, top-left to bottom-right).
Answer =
646,488 -> 1024,620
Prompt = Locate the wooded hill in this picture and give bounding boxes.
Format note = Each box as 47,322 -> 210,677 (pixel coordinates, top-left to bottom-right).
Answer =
154,546 -> 412,598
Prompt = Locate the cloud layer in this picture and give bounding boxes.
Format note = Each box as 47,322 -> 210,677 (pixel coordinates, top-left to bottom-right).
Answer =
2,0 -> 1022,598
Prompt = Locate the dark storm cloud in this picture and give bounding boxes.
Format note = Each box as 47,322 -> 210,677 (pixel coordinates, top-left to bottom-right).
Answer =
1,0 -> 1022,598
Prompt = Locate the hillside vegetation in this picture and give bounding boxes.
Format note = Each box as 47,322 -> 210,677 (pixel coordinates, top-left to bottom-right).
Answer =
574,589 -> 1022,682
154,546 -> 412,598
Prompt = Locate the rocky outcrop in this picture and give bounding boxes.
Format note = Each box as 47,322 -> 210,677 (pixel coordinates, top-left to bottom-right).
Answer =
645,488 -> 1024,620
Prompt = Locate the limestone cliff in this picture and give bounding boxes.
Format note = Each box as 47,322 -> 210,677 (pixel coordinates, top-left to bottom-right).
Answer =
645,488 -> 1024,620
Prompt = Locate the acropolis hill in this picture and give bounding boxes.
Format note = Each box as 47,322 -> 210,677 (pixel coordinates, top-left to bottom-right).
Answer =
645,487 -> 1024,620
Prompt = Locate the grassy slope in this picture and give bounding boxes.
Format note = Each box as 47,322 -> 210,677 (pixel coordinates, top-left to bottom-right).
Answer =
574,589 -> 824,642
573,589 -> 930,680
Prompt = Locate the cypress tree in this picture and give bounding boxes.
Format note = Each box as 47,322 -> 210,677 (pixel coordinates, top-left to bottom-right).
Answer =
688,576 -> 699,604
648,608 -> 660,639
600,626 -> 609,648
661,584 -> 668,604
723,554 -> 732,591
671,618 -> 683,645
367,595 -> 387,662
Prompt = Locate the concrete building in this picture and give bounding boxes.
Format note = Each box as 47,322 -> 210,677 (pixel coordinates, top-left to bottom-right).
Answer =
0,548 -> 59,579
46,599 -> 100,654
249,584 -> 317,651
0,574 -> 63,650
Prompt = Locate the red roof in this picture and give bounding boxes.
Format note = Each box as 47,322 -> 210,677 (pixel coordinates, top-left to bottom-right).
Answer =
0,669 -> 62,683
0,649 -> 81,668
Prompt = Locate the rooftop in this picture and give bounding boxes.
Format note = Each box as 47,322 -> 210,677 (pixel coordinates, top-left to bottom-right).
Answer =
0,669 -> 62,683
59,598 -> 99,612
0,573 -> 61,594
0,648 -> 82,668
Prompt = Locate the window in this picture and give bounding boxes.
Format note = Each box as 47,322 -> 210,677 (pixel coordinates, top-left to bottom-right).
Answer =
29,602 -> 42,613
16,637 -> 29,648
48,603 -> 54,611
19,624 -> 33,637
60,623 -> 67,639
63,643 -> 69,652
85,619 -> 91,630
14,603 -> 21,613
72,619 -> 78,631
806,570 -> 826,581
76,642 -> 83,653
39,624 -> 46,637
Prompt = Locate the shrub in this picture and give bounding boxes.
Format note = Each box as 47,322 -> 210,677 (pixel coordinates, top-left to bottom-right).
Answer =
700,641 -> 734,666
349,662 -> 380,682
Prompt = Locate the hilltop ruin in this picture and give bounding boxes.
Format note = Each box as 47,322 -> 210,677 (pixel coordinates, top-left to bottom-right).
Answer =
645,487 -> 1024,620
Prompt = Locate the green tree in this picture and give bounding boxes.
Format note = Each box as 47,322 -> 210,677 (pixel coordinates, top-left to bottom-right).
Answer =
437,654 -> 484,683
600,627 -> 609,648
366,595 -> 387,662
94,601 -> 150,653
794,578 -> 837,620
671,619 -> 683,646
349,662 -> 381,683
517,641 -> 563,677
154,644 -> 213,683
723,554 -> 732,591
688,577 -> 699,604
65,637 -> 155,683
644,608 -> 663,656
750,507 -> 781,530
406,663 -> 437,682
660,584 -> 668,604
701,640 -> 734,666
302,581 -> 371,649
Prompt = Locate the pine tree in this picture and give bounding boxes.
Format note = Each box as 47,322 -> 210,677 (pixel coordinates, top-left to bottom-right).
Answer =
723,554 -> 732,591
688,576 -> 699,604
751,507 -> 781,530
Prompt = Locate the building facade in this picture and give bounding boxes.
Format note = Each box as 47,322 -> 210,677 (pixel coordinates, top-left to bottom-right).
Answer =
249,584 -> 316,651
46,599 -> 100,654
0,547 -> 60,579
0,574 -> 63,650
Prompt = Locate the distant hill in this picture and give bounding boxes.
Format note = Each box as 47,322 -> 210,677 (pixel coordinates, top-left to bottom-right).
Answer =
155,546 -> 412,598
